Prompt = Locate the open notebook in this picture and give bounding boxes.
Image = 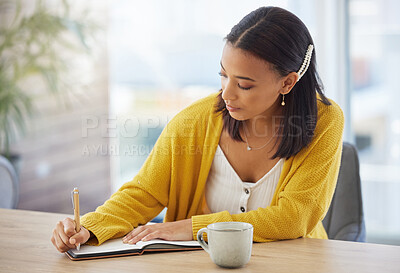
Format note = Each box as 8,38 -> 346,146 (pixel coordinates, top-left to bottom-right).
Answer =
66,238 -> 201,260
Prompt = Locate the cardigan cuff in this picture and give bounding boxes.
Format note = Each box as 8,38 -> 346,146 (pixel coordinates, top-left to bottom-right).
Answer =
191,211 -> 231,240
191,215 -> 207,241
81,213 -> 111,246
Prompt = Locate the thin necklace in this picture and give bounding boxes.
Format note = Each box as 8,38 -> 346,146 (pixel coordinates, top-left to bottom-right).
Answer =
242,123 -> 276,151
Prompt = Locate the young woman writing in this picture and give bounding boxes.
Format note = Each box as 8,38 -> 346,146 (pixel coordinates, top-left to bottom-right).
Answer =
52,6 -> 343,252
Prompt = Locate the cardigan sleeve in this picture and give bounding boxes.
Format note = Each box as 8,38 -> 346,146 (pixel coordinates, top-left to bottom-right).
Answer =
81,125 -> 174,246
80,93 -> 218,246
191,101 -> 344,242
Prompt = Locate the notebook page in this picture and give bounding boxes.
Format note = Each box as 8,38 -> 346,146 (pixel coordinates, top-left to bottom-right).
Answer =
69,238 -> 200,255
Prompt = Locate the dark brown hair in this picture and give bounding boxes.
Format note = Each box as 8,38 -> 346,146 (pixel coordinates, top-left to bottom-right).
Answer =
215,6 -> 331,159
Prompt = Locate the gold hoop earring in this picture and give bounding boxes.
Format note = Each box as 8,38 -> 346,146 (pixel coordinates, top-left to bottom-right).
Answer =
281,94 -> 285,106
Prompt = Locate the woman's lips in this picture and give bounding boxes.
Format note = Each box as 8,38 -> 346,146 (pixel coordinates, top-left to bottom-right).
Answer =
226,104 -> 240,112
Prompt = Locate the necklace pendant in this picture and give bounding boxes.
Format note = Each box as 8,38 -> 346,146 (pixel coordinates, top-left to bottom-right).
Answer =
247,146 -> 252,151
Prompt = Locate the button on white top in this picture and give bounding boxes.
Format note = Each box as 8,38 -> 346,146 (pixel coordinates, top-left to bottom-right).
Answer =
205,145 -> 284,214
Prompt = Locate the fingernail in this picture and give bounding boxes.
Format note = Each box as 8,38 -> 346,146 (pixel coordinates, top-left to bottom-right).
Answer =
70,238 -> 76,244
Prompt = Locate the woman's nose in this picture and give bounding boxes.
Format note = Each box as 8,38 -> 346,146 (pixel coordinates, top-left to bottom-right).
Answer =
221,81 -> 237,101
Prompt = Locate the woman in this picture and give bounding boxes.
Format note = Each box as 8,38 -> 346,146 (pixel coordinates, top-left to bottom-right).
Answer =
51,6 -> 343,252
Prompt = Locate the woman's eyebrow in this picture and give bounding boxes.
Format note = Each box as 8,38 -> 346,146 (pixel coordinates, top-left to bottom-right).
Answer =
220,61 -> 256,82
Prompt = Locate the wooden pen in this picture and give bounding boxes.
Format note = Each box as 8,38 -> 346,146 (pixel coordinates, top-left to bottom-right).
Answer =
72,187 -> 81,250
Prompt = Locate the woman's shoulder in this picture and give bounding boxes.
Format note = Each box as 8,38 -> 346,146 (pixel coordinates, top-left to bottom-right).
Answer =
291,95 -> 344,163
170,92 -> 220,122
180,92 -> 219,116
316,96 -> 344,131
163,92 -> 221,136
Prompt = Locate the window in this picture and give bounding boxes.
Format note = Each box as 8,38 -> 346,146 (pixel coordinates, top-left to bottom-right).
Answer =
349,0 -> 400,245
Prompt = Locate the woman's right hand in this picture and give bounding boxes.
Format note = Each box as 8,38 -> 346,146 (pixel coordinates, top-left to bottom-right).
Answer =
51,217 -> 91,253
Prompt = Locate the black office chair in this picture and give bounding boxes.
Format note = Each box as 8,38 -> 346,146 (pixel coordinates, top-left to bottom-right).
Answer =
322,142 -> 366,242
0,155 -> 19,209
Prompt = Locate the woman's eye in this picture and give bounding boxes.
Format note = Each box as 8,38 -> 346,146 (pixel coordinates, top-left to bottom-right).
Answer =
238,83 -> 252,90
219,72 -> 252,90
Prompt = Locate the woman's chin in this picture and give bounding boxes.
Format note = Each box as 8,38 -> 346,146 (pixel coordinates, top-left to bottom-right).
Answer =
228,112 -> 246,121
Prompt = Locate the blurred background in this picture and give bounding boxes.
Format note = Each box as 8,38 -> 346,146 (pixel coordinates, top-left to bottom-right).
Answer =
1,0 -> 399,245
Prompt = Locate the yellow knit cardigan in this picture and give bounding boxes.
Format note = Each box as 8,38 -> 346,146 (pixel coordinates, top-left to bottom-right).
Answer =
81,92 -> 344,245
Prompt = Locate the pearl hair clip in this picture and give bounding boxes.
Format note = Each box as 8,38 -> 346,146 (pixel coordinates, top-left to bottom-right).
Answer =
296,44 -> 314,82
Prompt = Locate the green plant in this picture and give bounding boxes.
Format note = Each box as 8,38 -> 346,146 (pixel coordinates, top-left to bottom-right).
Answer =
0,0 -> 95,156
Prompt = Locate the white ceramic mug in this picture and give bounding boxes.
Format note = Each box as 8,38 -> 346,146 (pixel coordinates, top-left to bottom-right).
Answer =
196,222 -> 253,268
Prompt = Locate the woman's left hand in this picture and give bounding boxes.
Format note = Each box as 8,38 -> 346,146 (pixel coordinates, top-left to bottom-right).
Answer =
122,219 -> 193,244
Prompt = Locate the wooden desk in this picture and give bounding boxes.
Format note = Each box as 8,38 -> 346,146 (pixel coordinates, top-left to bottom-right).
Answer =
1,208 -> 399,273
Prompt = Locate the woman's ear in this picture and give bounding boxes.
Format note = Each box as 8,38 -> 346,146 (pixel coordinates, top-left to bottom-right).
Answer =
280,72 -> 299,95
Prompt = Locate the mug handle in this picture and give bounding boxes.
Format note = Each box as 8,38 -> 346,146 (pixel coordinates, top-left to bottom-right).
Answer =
196,228 -> 209,253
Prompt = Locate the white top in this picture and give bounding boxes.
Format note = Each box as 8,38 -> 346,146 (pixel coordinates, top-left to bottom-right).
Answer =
205,145 -> 284,214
